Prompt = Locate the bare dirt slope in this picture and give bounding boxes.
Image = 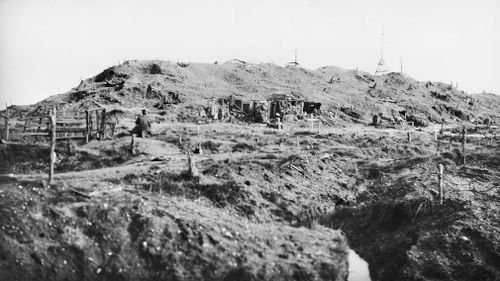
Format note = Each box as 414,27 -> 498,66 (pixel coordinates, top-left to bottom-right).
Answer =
1,122 -> 499,281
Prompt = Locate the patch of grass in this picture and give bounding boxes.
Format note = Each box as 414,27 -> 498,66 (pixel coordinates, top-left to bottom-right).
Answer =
0,143 -> 49,174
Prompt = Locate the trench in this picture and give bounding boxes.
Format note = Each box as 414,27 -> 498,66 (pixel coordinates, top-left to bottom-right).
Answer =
316,198 -> 441,281
348,250 -> 371,281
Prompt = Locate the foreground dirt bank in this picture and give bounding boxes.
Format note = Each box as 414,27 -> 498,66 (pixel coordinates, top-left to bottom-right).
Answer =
1,122 -> 499,281
0,178 -> 349,281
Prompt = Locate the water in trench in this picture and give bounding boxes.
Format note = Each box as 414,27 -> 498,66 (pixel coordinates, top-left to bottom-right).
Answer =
348,250 -> 371,281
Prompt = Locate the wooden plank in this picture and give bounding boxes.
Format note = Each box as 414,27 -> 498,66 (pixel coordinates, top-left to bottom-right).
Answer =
56,122 -> 86,127
56,117 -> 86,122
56,133 -> 84,139
57,128 -> 87,133
17,132 -> 50,136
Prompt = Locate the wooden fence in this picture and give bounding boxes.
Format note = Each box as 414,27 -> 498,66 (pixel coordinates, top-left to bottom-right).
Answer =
1,108 -> 116,142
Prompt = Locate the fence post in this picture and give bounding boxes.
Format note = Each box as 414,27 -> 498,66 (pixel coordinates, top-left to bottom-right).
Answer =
438,163 -> 444,205
95,110 -> 100,137
129,134 -> 136,155
49,108 -> 57,185
85,110 -> 89,143
89,112 -> 93,141
187,151 -> 199,178
100,109 -> 106,139
462,126 -> 467,166
407,131 -> 412,143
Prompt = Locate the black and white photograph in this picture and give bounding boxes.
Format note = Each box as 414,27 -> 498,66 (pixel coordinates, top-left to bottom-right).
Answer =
0,1 -> 499,280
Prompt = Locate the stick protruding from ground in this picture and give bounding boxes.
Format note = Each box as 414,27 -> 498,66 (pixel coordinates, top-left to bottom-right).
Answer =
187,151 -> 199,179
438,163 -> 444,205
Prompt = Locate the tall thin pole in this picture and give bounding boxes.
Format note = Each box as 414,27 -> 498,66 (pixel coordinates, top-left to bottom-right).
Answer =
49,107 -> 56,185
380,33 -> 384,59
400,57 -> 403,74
294,49 -> 298,64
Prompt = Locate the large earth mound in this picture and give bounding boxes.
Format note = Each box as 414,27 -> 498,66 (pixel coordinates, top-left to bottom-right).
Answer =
4,59 -> 500,127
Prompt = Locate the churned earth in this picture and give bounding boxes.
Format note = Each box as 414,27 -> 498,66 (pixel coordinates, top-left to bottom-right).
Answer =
1,60 -> 500,280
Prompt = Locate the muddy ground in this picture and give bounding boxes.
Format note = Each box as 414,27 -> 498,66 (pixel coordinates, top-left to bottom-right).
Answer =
1,120 -> 499,281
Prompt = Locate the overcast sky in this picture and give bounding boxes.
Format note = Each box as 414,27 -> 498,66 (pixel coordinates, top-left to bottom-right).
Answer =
1,0 -> 499,107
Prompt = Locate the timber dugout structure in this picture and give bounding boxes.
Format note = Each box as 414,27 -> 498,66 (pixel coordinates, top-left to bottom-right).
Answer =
207,94 -> 322,123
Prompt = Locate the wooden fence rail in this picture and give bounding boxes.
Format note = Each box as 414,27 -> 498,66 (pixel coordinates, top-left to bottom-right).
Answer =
1,107 -> 115,186
1,108 -> 113,142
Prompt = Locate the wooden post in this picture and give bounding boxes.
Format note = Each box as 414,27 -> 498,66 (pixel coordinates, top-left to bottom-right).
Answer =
187,151 -> 199,179
89,113 -> 93,140
438,164 -> 444,205
95,110 -> 100,138
85,110 -> 89,143
4,104 -> 9,141
462,127 -> 466,166
49,108 -> 56,185
66,137 -> 72,154
130,134 -> 136,155
100,109 -> 106,139
407,131 -> 412,143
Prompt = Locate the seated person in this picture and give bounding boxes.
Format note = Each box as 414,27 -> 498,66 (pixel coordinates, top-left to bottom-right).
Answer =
130,109 -> 152,137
